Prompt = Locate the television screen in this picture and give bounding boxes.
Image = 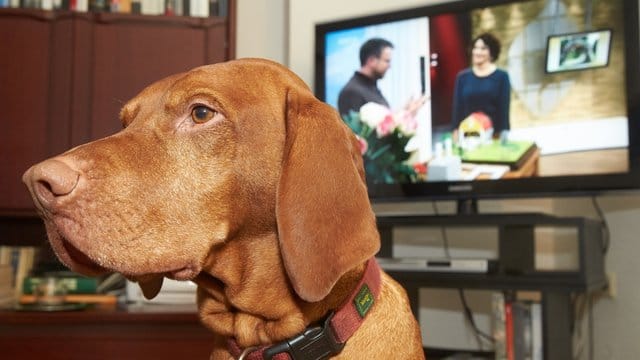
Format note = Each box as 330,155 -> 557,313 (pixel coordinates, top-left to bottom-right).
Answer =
545,29 -> 613,73
315,0 -> 640,203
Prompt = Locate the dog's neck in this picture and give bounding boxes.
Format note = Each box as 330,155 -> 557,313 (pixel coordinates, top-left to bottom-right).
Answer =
193,232 -> 367,349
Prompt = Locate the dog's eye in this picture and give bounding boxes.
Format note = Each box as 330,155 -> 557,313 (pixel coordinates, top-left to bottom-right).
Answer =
191,106 -> 216,124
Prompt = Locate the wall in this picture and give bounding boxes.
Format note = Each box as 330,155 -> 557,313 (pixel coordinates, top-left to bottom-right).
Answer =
236,0 -> 640,357
553,195 -> 640,359
236,0 -> 288,63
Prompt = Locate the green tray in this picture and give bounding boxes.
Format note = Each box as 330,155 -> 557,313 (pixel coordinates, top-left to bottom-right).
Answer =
461,141 -> 536,169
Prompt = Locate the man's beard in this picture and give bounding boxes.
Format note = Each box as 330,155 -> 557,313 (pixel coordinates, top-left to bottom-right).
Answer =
372,69 -> 385,80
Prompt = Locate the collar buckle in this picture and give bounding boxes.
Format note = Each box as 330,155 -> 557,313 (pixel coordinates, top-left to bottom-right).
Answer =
263,313 -> 345,360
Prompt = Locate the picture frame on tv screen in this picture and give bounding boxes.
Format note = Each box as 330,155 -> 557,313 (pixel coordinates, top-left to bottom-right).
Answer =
545,29 -> 613,74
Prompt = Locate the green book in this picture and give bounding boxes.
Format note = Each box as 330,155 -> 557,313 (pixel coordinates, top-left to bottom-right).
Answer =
22,276 -> 98,295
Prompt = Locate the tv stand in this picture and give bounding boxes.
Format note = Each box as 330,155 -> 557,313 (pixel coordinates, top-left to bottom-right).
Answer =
455,198 -> 478,215
376,213 -> 607,360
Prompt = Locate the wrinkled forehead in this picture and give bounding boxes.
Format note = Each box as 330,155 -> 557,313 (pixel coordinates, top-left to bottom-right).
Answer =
120,59 -> 311,125
174,60 -> 309,109
119,72 -> 186,126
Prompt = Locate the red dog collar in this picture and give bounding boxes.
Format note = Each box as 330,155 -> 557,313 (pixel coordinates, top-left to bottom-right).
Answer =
228,258 -> 382,360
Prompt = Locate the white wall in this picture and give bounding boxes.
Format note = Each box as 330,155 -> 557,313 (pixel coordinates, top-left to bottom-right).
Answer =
235,0 -> 288,63
236,0 -> 640,357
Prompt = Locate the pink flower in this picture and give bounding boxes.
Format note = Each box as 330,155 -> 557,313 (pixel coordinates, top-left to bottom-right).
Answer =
394,110 -> 418,135
376,114 -> 396,137
356,135 -> 368,155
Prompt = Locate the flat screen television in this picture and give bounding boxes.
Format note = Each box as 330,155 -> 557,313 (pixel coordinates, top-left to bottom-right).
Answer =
315,0 -> 640,208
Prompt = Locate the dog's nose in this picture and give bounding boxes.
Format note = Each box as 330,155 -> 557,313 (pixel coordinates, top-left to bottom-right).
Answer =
23,159 -> 80,207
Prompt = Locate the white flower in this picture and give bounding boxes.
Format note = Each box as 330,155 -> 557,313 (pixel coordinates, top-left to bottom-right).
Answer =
404,120 -> 432,163
359,102 -> 391,128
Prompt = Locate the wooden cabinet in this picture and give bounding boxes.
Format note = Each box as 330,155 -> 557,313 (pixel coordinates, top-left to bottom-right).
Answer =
0,10 -> 74,213
0,10 -> 234,357
0,304 -> 215,360
70,13 -> 230,144
0,9 -> 234,214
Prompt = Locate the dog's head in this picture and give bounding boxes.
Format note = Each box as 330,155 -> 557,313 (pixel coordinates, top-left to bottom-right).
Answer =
22,58 -> 379,302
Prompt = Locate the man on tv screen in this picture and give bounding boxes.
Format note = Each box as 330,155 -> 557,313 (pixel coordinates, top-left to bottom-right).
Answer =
337,38 -> 426,117
337,38 -> 392,116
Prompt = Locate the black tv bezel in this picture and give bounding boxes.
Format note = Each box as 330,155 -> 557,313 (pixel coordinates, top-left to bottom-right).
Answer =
544,28 -> 614,74
314,0 -> 640,203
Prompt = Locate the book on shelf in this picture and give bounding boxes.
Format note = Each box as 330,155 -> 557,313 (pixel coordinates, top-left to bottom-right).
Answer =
0,264 -> 14,306
505,297 -> 515,360
512,301 -> 533,360
0,245 -> 39,303
18,270 -> 125,306
530,302 -> 543,360
0,288 -> 14,306
0,246 -> 14,267
492,292 -> 507,360
73,0 -> 88,11
140,0 -> 162,15
493,291 -> 543,360
19,293 -> 118,304
216,0 -> 225,16
130,0 -> 140,13
6,0 -> 226,17
22,274 -> 98,295
187,0 -> 207,17
207,0 -> 217,16
109,0 -> 132,13
0,247 -> 18,301
0,264 -> 13,285
88,0 -> 107,11
13,247 -> 38,299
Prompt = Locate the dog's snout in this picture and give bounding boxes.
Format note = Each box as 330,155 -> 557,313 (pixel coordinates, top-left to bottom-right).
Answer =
23,159 -> 80,207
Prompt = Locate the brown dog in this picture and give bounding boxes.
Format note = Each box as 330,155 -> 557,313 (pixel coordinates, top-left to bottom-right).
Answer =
22,58 -> 424,359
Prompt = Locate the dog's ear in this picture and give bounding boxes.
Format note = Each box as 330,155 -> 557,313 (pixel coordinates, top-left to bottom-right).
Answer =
276,89 -> 380,303
136,276 -> 164,300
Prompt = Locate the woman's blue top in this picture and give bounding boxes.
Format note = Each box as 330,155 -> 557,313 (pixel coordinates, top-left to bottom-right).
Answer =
451,68 -> 511,134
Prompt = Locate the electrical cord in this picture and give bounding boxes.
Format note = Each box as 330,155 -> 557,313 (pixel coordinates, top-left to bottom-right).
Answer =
588,294 -> 595,360
431,201 -> 452,259
572,293 -> 586,359
588,196 -> 607,359
458,288 -> 495,345
432,201 -> 494,346
590,196 -> 610,254
572,292 -> 596,360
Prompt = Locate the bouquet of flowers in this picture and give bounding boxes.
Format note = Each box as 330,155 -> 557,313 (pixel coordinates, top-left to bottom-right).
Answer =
342,102 -> 426,184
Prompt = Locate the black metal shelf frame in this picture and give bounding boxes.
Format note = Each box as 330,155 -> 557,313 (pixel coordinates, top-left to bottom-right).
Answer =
376,212 -> 607,360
